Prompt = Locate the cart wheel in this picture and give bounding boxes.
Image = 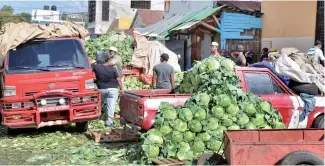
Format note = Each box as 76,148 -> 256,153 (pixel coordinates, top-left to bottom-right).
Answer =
279,151 -> 324,165
75,121 -> 89,133
312,115 -> 324,129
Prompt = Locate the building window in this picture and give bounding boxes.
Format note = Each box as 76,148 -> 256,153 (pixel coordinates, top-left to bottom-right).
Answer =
102,1 -> 109,21
131,0 -> 151,9
88,1 -> 96,22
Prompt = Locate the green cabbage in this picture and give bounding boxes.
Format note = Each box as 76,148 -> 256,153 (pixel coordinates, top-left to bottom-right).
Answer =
219,94 -> 231,107
159,125 -> 172,135
147,131 -> 164,145
171,131 -> 183,143
220,58 -> 235,71
226,104 -> 239,116
183,131 -> 195,142
244,103 -> 256,116
189,120 -> 202,133
211,106 -> 224,118
179,108 -> 193,121
174,119 -> 188,132
194,107 -> 207,120
238,114 -> 249,126
207,140 -> 222,151
191,140 -> 205,154
198,132 -> 211,142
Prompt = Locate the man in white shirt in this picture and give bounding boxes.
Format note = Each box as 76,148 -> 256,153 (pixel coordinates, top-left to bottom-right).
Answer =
307,40 -> 325,67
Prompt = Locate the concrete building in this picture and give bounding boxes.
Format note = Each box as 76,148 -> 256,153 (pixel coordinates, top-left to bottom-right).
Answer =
88,0 -> 165,35
164,0 -> 214,19
31,6 -> 63,25
261,1 -> 319,52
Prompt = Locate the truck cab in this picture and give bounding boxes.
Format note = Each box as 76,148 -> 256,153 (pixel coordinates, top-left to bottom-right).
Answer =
0,37 -> 101,133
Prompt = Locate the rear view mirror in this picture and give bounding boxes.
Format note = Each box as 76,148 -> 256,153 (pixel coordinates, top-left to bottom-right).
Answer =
0,56 -> 3,68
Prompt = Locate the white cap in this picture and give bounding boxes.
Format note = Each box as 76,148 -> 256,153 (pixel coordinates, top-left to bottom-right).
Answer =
211,42 -> 219,47
109,46 -> 118,53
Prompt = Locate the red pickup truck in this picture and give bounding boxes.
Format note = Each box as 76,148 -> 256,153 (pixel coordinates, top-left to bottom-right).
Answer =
120,67 -> 324,130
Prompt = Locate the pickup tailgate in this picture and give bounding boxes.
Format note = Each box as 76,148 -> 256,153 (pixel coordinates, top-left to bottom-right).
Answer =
120,89 -> 191,130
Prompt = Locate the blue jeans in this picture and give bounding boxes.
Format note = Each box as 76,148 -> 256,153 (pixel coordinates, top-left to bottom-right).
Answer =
99,88 -> 119,126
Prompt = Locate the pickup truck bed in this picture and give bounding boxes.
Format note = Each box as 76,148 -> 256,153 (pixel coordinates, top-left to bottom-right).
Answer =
120,67 -> 325,130
119,89 -> 191,130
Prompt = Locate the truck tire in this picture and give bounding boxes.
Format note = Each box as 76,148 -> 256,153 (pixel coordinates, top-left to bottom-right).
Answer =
4,127 -> 17,135
289,81 -> 319,95
312,115 -> 324,128
279,151 -> 324,165
75,121 -> 89,133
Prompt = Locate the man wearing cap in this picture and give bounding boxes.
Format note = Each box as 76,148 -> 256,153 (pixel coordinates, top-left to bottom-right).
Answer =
210,42 -> 220,57
231,45 -> 246,67
152,53 -> 175,90
106,46 -> 123,80
307,40 -> 325,67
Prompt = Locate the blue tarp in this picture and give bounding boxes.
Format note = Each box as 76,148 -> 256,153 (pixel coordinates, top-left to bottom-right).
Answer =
249,62 -> 290,85
299,93 -> 316,122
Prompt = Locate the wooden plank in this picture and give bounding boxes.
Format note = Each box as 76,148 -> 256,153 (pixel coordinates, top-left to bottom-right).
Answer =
168,159 -> 183,164
212,14 -> 221,28
200,21 -> 217,32
152,159 -> 169,165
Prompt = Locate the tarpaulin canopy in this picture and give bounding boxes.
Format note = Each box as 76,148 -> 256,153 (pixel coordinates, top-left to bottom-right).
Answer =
0,21 -> 90,57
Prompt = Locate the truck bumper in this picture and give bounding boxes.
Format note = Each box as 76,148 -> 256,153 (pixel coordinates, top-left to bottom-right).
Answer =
1,91 -> 101,129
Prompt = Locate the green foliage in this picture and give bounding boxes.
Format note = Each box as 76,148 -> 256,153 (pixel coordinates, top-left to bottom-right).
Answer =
85,31 -> 134,65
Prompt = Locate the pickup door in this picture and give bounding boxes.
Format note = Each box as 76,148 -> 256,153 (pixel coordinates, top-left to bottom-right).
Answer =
237,68 -> 306,128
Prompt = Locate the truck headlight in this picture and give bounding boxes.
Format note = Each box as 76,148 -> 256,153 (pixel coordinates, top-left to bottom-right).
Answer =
82,96 -> 91,103
85,79 -> 95,90
4,86 -> 16,97
11,102 -> 22,109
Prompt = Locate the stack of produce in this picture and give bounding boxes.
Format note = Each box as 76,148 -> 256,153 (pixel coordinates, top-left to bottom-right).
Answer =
174,72 -> 184,87
124,77 -> 151,90
141,56 -> 285,162
85,31 -> 134,65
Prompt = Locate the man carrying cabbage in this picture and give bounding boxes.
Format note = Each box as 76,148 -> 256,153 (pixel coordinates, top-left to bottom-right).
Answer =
152,53 -> 175,90
231,45 -> 247,67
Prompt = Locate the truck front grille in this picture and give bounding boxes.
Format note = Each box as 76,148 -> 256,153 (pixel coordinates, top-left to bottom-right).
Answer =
25,88 -> 78,96
36,97 -> 68,107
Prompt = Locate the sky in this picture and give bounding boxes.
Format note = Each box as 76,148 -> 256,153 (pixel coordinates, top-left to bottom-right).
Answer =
0,1 -> 88,14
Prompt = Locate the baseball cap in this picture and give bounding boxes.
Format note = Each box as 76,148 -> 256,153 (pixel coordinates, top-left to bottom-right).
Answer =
109,46 -> 118,53
211,42 -> 219,47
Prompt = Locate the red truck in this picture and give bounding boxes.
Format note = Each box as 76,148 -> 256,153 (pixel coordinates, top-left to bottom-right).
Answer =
0,37 -> 101,134
120,67 -> 324,130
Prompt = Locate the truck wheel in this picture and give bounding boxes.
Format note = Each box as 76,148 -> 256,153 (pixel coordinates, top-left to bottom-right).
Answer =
4,127 -> 17,135
312,115 -> 324,128
279,151 -> 324,165
75,121 -> 89,133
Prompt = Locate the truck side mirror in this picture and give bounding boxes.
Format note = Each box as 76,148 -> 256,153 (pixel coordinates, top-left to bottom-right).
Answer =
0,57 -> 3,68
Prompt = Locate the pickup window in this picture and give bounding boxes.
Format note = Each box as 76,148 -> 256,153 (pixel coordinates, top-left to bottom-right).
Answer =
7,38 -> 90,74
245,73 -> 285,95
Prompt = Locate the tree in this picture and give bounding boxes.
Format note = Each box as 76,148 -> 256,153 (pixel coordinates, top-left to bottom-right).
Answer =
17,12 -> 32,23
1,5 -> 14,13
0,5 -> 32,24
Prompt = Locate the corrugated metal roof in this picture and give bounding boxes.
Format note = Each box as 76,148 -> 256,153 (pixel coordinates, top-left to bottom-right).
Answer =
218,1 -> 261,12
139,6 -> 224,38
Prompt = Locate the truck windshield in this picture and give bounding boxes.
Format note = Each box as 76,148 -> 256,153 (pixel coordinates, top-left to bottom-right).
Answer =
7,38 -> 90,74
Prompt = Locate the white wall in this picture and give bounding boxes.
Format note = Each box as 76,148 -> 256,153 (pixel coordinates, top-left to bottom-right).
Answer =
262,37 -> 315,53
31,9 -> 60,22
164,0 -> 213,19
151,0 -> 165,11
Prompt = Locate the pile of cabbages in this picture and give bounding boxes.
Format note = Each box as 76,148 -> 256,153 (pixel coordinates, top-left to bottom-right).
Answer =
141,56 -> 285,162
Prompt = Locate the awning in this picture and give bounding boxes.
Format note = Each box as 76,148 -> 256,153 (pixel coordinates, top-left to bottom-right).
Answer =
139,6 -> 225,38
